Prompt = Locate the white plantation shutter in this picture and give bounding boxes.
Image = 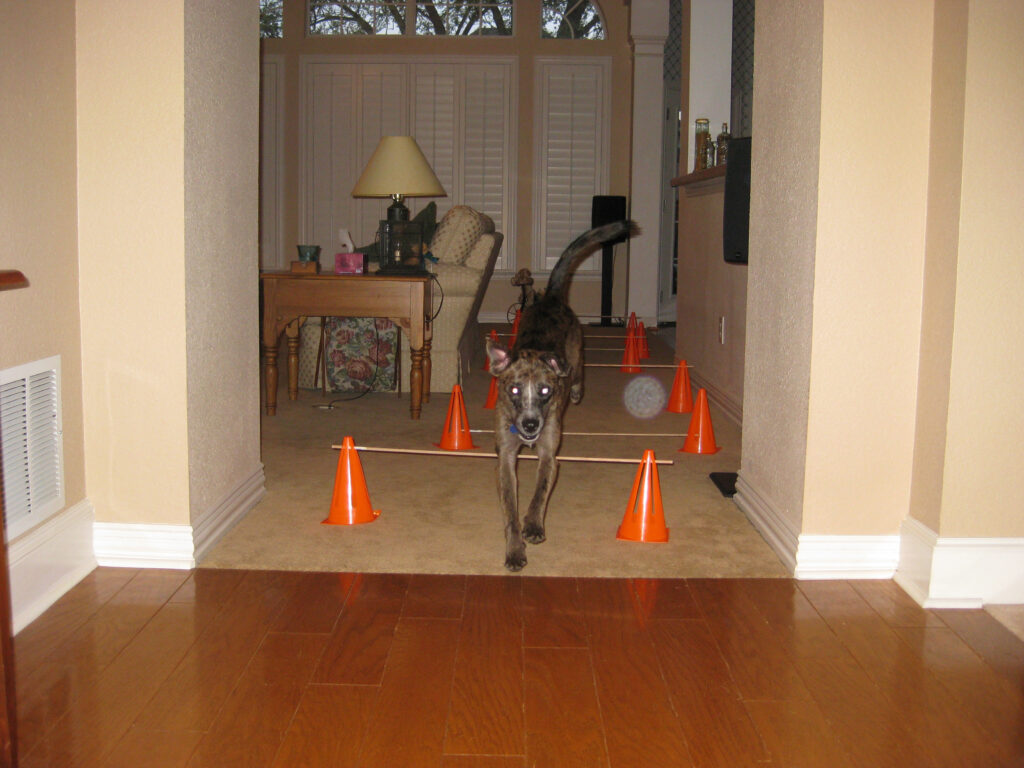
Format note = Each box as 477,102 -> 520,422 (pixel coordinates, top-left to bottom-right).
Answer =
301,57 -> 514,269
410,65 -> 459,221
533,57 -> 610,272
462,64 -> 514,261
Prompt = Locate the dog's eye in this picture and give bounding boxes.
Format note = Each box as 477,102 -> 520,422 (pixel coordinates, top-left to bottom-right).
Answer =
510,385 -> 520,397
539,386 -> 551,397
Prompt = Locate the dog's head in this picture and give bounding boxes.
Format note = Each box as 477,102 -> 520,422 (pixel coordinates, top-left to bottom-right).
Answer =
487,341 -> 568,446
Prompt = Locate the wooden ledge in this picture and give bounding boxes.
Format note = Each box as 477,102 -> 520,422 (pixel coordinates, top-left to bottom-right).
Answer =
671,165 -> 727,196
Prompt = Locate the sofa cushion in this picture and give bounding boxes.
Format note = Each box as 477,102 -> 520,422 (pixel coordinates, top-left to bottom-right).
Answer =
431,205 -> 485,265
433,263 -> 486,295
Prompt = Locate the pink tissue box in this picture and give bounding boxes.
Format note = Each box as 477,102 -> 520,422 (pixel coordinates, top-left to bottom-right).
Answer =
334,252 -> 367,275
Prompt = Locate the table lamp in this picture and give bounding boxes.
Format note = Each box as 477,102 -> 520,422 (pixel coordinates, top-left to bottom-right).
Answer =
352,136 -> 446,274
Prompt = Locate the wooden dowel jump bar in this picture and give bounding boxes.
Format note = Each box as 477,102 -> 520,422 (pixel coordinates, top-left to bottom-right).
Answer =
339,445 -> 674,465
470,429 -> 684,438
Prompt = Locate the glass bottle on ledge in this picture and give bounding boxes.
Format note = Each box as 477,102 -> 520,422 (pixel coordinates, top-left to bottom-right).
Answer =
716,122 -> 731,166
703,131 -> 717,169
693,118 -> 710,172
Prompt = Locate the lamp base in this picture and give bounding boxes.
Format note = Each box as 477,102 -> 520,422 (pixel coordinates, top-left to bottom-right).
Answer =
386,198 -> 410,222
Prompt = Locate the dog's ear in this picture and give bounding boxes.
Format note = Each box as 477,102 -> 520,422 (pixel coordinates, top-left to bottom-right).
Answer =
486,338 -> 512,375
542,354 -> 569,377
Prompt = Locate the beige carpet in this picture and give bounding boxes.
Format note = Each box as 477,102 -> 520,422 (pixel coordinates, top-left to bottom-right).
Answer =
201,326 -> 788,578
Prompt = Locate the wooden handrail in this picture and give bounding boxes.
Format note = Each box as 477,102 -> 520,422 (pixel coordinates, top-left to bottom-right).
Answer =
0,270 -> 28,290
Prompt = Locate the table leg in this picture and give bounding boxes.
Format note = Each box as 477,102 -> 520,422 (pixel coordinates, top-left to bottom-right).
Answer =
423,337 -> 432,403
263,342 -> 278,415
410,345 -> 423,419
285,320 -> 301,401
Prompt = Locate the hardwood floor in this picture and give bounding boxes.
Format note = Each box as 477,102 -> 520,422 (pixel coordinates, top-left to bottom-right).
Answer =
12,568 -> 1024,767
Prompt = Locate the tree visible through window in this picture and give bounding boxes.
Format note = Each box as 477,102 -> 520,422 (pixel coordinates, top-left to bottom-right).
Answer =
308,0 -> 513,36
260,0 -> 282,38
541,0 -> 604,39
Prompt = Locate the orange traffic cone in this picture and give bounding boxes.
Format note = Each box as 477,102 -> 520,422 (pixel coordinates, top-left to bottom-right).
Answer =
617,450 -> 669,542
681,388 -> 720,454
436,385 -> 477,450
637,322 -> 650,359
484,376 -> 499,409
666,360 -> 693,414
484,329 -> 499,371
620,331 -> 642,373
323,436 -> 381,525
627,311 -> 638,333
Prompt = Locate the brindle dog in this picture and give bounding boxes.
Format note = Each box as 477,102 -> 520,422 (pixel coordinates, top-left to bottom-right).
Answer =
486,220 -> 639,571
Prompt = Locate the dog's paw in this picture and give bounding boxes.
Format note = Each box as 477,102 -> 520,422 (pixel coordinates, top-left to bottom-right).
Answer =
523,522 -> 546,545
570,384 -> 583,404
504,550 -> 528,571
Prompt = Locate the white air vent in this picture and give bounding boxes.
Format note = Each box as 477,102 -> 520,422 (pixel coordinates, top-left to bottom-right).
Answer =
1,356 -> 64,540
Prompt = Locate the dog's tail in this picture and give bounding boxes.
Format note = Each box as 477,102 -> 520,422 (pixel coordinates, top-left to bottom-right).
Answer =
546,220 -> 640,300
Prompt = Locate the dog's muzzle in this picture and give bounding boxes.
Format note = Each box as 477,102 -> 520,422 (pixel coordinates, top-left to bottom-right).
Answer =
512,419 -> 542,444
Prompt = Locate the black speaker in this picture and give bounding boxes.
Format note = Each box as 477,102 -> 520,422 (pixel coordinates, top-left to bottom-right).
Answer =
591,195 -> 627,325
723,137 -> 751,264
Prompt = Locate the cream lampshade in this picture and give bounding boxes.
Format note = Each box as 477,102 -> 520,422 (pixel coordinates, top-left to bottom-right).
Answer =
351,135 -> 446,222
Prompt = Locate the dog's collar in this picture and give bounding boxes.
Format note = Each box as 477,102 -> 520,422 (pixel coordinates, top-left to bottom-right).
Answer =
509,424 -> 518,434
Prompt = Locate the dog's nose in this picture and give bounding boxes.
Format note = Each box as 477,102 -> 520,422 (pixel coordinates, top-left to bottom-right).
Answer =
521,417 -> 540,435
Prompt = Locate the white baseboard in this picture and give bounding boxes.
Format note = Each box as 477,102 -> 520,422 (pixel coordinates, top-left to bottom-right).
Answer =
794,534 -> 900,580
734,474 -> 899,580
733,474 -> 798,573
94,463 -> 266,569
689,371 -> 743,427
895,516 -> 1024,608
93,522 -> 197,569
8,499 -> 97,635
193,464 -> 265,563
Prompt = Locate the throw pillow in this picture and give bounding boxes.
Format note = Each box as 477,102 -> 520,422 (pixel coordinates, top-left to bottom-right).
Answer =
431,205 -> 485,266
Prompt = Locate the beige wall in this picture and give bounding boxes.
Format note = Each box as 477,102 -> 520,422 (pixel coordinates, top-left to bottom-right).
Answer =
675,180 -> 747,423
184,0 -> 262,518
803,0 -> 934,536
261,0 -> 635,321
76,0 -> 261,528
738,0 -> 822,536
0,0 -> 87,510
909,0 -> 968,534
940,0 -> 1024,537
77,0 -> 191,525
742,0 -> 1024,547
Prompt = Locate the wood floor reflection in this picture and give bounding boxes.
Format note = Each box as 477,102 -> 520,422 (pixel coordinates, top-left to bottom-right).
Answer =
13,568 -> 1024,767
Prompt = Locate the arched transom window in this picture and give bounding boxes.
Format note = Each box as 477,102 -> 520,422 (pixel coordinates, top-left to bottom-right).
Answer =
258,0 -> 605,39
308,0 -> 514,36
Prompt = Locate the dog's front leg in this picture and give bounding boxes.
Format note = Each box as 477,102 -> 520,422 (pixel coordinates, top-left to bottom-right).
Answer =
497,444 -> 527,571
523,441 -> 558,545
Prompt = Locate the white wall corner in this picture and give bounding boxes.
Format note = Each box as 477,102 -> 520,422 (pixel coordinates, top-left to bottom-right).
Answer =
733,474 -> 798,574
894,516 -> 939,606
895,516 -> 1024,608
8,499 -> 97,635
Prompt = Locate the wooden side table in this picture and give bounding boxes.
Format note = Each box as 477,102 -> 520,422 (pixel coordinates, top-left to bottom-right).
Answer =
260,272 -> 432,419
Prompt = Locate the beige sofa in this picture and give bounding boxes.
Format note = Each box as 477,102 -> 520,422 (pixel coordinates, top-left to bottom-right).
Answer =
401,204 -> 503,393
